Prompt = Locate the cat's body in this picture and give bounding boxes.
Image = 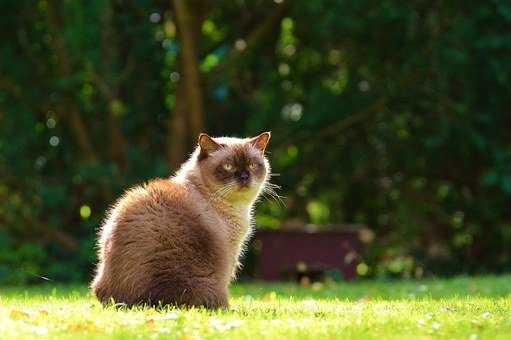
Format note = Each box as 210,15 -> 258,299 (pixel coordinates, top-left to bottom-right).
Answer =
91,133 -> 271,308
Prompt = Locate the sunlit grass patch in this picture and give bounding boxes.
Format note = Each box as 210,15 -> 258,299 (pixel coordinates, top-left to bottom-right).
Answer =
1,276 -> 510,339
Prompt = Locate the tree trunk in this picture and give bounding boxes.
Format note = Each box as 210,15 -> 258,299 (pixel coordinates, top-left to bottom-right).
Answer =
173,0 -> 205,141
46,1 -> 98,164
100,1 -> 127,170
168,77 -> 188,169
66,106 -> 98,164
107,104 -> 127,170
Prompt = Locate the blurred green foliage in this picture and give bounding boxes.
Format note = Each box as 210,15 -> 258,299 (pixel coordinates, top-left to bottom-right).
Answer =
1,0 -> 510,284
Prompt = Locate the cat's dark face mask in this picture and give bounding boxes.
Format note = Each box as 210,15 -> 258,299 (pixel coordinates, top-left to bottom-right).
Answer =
213,152 -> 266,190
197,133 -> 271,200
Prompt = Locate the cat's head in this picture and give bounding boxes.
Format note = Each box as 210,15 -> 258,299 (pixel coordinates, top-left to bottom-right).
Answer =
195,132 -> 271,203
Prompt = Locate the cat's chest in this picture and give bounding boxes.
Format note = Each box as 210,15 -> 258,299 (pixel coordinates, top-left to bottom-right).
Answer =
191,188 -> 252,249
226,214 -> 251,244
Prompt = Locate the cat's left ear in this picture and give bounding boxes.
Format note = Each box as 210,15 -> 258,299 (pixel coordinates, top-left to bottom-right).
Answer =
198,133 -> 222,158
249,132 -> 271,152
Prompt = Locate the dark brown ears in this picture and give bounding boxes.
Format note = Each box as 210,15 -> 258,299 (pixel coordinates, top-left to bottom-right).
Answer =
250,131 -> 271,152
198,133 -> 222,158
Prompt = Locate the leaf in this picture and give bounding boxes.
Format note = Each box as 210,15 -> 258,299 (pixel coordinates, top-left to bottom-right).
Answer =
68,321 -> 99,333
500,176 -> 511,194
481,170 -> 498,186
9,310 -> 30,321
145,319 -> 155,329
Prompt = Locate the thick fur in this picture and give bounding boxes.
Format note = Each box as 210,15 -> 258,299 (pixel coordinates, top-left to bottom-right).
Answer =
91,134 -> 270,308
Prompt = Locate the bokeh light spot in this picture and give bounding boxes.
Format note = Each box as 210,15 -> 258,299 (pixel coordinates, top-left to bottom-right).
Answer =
357,263 -> 369,276
80,205 -> 91,220
281,103 -> 303,121
46,118 -> 56,129
278,63 -> 290,76
235,39 -> 247,51
49,136 -> 60,147
149,12 -> 161,23
170,72 -> 180,82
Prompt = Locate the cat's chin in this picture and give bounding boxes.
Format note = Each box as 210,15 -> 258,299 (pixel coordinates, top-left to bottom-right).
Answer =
224,185 -> 261,204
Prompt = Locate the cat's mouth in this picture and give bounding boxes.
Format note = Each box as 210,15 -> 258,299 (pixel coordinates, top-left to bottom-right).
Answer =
237,182 -> 251,191
236,179 -> 260,194
216,178 -> 260,199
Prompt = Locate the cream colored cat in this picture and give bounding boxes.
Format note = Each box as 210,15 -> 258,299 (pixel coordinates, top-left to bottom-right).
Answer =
91,132 -> 271,308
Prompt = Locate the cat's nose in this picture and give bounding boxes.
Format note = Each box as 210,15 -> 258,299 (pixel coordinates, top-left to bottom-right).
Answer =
239,171 -> 250,181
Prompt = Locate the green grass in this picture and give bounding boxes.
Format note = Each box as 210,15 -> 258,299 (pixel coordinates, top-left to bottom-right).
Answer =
1,276 -> 511,339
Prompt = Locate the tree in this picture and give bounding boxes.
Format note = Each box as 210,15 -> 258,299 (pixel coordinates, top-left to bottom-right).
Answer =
0,0 -> 510,283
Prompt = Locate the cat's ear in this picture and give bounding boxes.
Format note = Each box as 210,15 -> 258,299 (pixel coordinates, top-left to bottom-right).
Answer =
249,131 -> 271,152
198,133 -> 222,157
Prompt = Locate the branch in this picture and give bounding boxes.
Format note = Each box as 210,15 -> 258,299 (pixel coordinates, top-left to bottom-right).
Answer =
318,98 -> 386,139
0,76 -> 50,117
88,64 -> 115,100
17,28 -> 47,79
274,98 -> 387,151
208,1 -> 288,78
119,57 -> 136,83
0,77 -> 22,99
43,226 -> 79,252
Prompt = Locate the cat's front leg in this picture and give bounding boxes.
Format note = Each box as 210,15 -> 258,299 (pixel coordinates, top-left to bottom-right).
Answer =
229,259 -> 242,282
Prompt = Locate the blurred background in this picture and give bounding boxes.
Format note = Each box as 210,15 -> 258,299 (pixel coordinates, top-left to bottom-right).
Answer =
1,0 -> 510,285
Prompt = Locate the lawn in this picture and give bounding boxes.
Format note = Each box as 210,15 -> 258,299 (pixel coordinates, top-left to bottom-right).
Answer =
1,276 -> 510,339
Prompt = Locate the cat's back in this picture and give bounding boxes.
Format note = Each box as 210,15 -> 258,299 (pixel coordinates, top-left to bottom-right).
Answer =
93,178 -> 229,306
109,178 -> 194,233
97,177 -> 200,266
100,177 -> 222,256
122,178 -> 188,212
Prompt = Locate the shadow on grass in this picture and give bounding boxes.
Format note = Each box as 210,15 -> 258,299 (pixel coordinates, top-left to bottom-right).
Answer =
1,275 -> 510,302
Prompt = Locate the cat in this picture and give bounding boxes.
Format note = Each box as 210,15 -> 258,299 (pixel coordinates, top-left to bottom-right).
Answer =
91,132 -> 271,308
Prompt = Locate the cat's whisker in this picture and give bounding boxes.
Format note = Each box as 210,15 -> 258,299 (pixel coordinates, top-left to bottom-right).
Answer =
265,182 -> 281,190
219,185 -> 235,199
213,181 -> 235,196
211,181 -> 237,202
261,191 -> 285,208
211,188 -> 230,202
265,189 -> 286,205
262,183 -> 286,208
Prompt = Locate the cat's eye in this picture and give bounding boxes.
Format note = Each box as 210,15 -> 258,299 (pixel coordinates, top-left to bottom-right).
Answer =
223,163 -> 234,171
249,163 -> 258,170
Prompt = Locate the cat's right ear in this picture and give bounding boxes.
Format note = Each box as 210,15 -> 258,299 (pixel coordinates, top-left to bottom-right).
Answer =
198,133 -> 222,159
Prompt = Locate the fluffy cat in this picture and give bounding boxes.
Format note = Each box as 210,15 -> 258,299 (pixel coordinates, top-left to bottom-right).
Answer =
91,132 -> 271,308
